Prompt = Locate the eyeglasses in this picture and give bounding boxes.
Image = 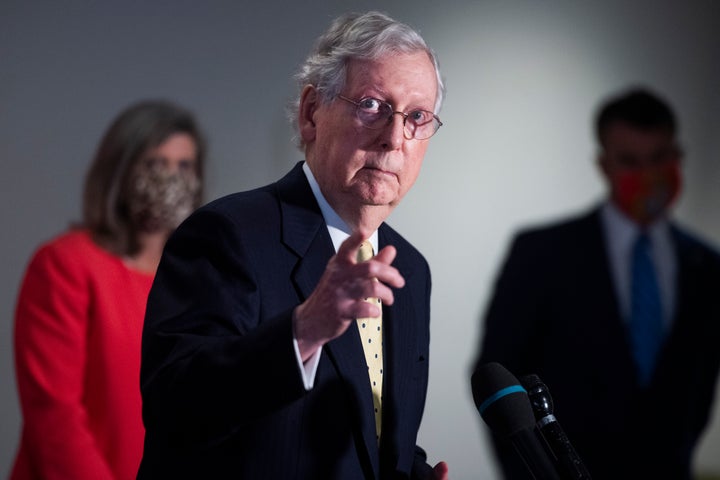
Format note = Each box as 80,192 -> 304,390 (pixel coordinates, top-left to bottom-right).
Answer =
337,95 -> 443,140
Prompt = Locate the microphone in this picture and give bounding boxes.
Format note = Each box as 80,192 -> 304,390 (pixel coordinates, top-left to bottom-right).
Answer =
472,362 -> 561,480
520,374 -> 592,480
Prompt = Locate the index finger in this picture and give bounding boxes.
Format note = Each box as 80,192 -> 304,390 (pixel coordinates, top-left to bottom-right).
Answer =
337,229 -> 371,263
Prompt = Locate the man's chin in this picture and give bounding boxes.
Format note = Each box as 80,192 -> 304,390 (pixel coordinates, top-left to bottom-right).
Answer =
352,184 -> 399,206
366,193 -> 400,208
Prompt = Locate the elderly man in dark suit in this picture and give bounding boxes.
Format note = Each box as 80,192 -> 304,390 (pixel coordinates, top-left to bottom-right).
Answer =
472,87 -> 720,480
139,11 -> 449,480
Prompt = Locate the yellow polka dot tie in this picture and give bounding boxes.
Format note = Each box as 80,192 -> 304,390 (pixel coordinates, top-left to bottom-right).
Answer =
356,241 -> 383,442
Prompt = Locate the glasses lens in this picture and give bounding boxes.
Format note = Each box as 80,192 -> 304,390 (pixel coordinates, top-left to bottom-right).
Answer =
355,98 -> 392,129
348,96 -> 441,139
409,110 -> 435,127
410,112 -> 441,140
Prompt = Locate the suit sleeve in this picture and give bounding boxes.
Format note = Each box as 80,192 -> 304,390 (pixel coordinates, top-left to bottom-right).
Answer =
470,233 -> 551,479
14,244 -> 114,480
140,207 -> 308,450
473,233 -> 548,376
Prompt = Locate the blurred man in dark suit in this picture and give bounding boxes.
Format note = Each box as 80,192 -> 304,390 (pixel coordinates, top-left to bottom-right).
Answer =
472,87 -> 720,480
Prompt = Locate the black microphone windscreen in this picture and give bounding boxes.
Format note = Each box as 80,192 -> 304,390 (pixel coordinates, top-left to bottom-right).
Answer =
471,362 -> 537,438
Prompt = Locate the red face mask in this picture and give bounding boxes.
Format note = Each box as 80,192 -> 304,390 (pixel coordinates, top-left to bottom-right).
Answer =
612,162 -> 682,224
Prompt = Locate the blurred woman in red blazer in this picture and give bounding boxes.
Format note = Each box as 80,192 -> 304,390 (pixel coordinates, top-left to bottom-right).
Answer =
11,100 -> 206,480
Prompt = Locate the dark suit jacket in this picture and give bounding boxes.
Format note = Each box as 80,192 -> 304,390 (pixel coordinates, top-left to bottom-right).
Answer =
472,207 -> 720,480
138,162 -> 435,479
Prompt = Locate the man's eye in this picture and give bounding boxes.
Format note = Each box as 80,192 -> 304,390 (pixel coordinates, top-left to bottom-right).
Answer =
358,98 -> 382,112
410,110 -> 433,125
617,155 -> 641,168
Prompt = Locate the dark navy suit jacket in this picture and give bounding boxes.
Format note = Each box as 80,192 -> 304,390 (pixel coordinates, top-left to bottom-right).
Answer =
139,162 -> 435,479
473,207 -> 720,480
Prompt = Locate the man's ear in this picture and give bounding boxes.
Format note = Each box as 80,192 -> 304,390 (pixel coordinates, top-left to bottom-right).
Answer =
299,85 -> 319,143
597,151 -> 611,179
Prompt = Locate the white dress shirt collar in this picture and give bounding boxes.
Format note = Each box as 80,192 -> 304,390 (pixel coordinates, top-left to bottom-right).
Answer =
302,161 -> 379,253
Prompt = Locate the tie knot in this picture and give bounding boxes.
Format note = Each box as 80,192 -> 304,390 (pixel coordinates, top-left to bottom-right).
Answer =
634,232 -> 652,254
357,242 -> 374,263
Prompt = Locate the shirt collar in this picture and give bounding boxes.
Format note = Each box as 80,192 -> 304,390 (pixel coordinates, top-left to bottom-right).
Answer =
302,161 -> 378,253
601,200 -> 671,248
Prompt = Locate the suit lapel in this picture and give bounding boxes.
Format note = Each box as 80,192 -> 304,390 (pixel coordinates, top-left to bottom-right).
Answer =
377,227 -> 423,475
662,227 -> 704,352
573,210 -> 638,383
326,325 -> 381,475
276,162 -> 381,476
383,233 -> 418,416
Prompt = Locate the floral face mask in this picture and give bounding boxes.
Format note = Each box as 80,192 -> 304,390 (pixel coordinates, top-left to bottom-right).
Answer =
126,160 -> 201,233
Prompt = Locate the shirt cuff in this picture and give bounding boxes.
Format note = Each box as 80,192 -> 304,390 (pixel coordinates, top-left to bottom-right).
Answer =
293,337 -> 322,390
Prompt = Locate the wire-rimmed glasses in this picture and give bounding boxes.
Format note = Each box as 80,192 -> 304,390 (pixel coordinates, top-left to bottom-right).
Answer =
337,95 -> 442,140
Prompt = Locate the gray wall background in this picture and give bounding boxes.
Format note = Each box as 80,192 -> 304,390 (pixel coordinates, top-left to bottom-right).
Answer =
2,1 -> 719,478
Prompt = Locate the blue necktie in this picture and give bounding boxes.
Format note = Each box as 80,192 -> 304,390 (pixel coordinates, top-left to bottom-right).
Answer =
629,233 -> 664,387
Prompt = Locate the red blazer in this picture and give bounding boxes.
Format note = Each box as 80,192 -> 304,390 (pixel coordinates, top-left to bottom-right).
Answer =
12,230 -> 152,480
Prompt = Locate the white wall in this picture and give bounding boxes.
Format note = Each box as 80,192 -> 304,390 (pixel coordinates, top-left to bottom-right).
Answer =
2,1 -> 719,478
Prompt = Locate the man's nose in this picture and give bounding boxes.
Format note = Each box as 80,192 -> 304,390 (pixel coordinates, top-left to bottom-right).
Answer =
380,113 -> 406,150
